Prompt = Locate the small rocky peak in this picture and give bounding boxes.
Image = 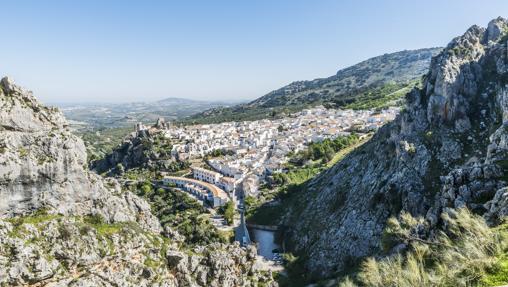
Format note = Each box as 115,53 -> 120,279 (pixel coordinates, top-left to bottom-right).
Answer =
420,22 -> 497,129
0,76 -> 67,132
1,76 -> 20,94
485,16 -> 508,43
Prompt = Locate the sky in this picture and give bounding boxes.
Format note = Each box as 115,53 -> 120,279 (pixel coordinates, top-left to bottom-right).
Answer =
0,0 -> 507,103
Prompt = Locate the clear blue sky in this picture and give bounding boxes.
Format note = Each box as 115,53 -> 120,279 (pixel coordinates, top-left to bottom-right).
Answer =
0,0 -> 506,103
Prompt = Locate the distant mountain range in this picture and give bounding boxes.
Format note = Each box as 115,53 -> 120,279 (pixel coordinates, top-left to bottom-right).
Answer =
57,97 -> 241,129
182,47 -> 442,124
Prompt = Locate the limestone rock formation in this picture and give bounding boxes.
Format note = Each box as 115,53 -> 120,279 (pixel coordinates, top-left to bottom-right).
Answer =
282,17 -> 508,279
0,77 -> 161,232
91,124 -> 182,176
0,216 -> 275,286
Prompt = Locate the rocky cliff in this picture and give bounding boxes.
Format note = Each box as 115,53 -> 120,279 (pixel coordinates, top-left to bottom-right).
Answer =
282,17 -> 508,279
0,78 -> 276,286
0,77 -> 160,231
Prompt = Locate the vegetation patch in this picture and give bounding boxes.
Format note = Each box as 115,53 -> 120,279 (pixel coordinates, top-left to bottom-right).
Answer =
339,209 -> 508,287
218,201 -> 235,225
7,209 -> 62,229
17,147 -> 29,158
78,127 -> 131,163
131,182 -> 226,246
341,80 -> 420,110
84,214 -> 124,236
179,104 -> 312,125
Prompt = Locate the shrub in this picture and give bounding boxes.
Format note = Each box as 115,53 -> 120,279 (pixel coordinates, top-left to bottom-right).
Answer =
85,214 -> 105,226
58,225 -> 72,240
17,147 -> 29,158
221,201 -> 235,225
353,209 -> 508,287
79,225 -> 94,235
140,181 -> 153,196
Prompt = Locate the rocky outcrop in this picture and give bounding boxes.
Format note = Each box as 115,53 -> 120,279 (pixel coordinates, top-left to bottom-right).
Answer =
282,17 -> 508,279
0,77 -> 161,232
91,126 -> 183,175
0,216 -> 276,287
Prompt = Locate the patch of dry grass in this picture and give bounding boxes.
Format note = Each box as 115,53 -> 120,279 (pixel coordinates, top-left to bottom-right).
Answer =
340,209 -> 508,287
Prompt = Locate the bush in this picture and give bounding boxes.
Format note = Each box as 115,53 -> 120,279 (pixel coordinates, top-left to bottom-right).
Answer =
58,225 -> 72,240
140,181 -> 153,196
84,214 -> 105,226
219,201 -> 235,225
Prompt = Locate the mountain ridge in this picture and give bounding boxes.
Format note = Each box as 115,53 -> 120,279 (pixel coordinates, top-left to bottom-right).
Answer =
182,47 -> 442,124
59,97 -> 240,129
249,47 -> 441,107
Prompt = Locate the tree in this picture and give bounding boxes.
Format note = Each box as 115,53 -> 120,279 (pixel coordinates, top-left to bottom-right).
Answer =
220,201 -> 235,225
272,172 -> 288,185
324,147 -> 334,162
116,163 -> 125,175
140,181 -> 153,196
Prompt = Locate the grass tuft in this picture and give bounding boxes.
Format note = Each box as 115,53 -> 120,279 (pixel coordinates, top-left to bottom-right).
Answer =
346,209 -> 508,287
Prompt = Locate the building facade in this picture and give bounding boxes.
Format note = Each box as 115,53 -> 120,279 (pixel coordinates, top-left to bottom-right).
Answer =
162,176 -> 229,208
192,167 -> 221,184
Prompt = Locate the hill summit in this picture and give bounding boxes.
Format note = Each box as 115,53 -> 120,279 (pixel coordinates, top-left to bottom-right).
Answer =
183,47 -> 441,124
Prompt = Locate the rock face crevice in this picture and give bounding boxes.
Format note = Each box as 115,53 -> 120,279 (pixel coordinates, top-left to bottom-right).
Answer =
283,17 -> 508,278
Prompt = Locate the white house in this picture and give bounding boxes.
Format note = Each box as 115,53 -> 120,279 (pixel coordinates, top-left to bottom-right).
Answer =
192,167 -> 221,184
162,176 -> 229,208
218,176 -> 237,193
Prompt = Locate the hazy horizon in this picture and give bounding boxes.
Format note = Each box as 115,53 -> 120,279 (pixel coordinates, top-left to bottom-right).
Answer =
1,0 -> 507,104
47,96 -> 247,106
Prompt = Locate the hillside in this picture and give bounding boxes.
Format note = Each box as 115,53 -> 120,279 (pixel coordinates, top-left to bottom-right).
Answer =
0,77 -> 276,286
251,17 -> 508,286
182,48 -> 441,124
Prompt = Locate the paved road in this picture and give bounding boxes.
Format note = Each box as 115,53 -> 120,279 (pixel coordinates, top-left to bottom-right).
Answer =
234,181 -> 251,246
